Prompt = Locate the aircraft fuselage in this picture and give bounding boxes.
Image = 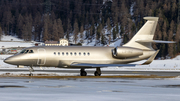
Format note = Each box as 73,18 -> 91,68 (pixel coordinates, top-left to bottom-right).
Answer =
4,46 -> 155,68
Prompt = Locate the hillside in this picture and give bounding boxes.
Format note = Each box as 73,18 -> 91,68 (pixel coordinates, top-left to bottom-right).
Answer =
0,0 -> 179,58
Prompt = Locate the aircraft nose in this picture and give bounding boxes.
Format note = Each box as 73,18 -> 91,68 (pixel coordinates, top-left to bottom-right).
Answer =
4,57 -> 17,65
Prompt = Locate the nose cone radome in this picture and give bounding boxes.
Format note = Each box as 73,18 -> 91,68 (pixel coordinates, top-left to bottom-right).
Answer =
4,57 -> 18,65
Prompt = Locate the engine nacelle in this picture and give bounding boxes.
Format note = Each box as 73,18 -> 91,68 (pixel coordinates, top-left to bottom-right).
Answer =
112,47 -> 143,59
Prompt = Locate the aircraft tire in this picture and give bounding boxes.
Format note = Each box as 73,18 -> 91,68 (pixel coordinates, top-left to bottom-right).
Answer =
94,71 -> 101,76
80,71 -> 87,76
29,73 -> 33,76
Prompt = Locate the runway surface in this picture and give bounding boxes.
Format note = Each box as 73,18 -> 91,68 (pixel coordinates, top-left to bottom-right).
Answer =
0,68 -> 180,76
1,77 -> 180,101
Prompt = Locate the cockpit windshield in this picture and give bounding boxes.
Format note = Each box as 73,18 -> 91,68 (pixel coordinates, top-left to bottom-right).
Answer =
20,50 -> 26,53
20,49 -> 34,54
25,50 -> 29,53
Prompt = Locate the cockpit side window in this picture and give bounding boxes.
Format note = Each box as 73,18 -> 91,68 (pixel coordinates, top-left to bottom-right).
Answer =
29,50 -> 34,53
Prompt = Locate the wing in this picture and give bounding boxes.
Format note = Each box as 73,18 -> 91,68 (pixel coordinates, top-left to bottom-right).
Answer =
136,39 -> 176,43
70,63 -> 136,68
70,50 -> 159,68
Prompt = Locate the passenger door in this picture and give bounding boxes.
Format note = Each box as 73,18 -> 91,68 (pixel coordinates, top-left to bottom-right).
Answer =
37,48 -> 46,65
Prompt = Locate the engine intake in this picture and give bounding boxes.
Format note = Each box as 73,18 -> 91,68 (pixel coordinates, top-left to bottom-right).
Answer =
112,47 -> 143,59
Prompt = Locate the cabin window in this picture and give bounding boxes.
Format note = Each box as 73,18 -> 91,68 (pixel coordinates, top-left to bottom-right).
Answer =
62,52 -> 64,55
83,52 -> 86,56
87,52 -> 90,56
70,52 -> 72,55
74,52 -> 77,55
58,52 -> 60,55
79,52 -> 81,55
66,52 -> 68,55
29,50 -> 34,53
54,52 -> 56,55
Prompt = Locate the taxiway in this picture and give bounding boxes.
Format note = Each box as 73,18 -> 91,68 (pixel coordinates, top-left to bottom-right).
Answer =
0,68 -> 180,76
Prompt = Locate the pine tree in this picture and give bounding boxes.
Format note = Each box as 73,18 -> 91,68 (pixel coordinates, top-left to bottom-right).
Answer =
57,18 -> 64,38
17,14 -> 24,38
26,15 -> 33,41
80,25 -> 84,43
66,18 -> 72,40
73,20 -> 79,44
43,21 -> 48,42
101,34 -> 105,45
162,21 -> 167,40
53,20 -> 59,41
2,9 -> 13,35
97,24 -> 102,40
168,20 -> 174,58
113,28 -> 116,40
34,11 -> 42,41
0,26 -> 2,41
175,24 -> 180,43
175,24 -> 180,53
22,24 -> 28,41
106,18 -> 111,44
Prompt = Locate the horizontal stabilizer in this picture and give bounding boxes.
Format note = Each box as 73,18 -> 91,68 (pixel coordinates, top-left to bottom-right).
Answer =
136,40 -> 176,43
141,50 -> 159,65
71,63 -> 136,68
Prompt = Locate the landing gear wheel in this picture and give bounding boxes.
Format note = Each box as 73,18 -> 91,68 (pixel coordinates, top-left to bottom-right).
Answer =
94,67 -> 101,76
80,69 -> 87,76
94,71 -> 101,76
80,71 -> 87,76
29,66 -> 34,76
29,73 -> 33,76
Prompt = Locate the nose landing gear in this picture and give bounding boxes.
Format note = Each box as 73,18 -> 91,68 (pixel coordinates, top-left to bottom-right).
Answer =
29,66 -> 34,76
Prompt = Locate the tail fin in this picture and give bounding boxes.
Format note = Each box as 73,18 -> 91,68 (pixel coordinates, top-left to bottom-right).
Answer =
123,17 -> 159,50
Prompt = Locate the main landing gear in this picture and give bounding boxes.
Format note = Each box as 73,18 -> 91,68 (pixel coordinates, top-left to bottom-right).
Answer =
80,68 -> 101,76
94,67 -> 101,76
80,69 -> 87,76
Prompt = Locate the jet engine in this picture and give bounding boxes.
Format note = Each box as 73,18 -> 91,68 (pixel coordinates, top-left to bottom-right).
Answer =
112,47 -> 143,59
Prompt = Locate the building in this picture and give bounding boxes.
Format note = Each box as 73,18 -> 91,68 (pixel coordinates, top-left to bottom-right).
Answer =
44,39 -> 68,46
59,39 -> 68,46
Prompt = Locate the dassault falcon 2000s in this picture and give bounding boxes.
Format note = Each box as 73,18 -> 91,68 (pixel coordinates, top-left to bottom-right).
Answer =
4,17 -> 175,76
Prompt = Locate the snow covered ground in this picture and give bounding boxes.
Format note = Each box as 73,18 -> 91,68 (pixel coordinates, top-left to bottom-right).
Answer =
0,35 -> 42,49
1,35 -> 23,41
1,77 -> 180,101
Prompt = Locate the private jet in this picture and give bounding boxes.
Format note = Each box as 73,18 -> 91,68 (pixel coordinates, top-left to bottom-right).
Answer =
4,17 -> 175,76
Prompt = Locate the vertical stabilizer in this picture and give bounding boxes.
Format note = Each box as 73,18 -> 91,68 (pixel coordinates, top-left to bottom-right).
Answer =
123,17 -> 159,50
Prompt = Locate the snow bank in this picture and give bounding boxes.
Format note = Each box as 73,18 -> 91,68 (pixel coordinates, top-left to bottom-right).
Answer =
1,35 -> 23,41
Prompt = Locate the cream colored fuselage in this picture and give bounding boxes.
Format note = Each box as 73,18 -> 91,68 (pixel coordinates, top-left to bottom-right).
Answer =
5,46 -> 155,68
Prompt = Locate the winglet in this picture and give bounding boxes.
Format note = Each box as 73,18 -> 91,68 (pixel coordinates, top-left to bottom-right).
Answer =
142,50 -> 159,65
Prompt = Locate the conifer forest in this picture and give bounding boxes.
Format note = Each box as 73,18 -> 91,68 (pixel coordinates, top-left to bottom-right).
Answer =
0,0 -> 179,58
